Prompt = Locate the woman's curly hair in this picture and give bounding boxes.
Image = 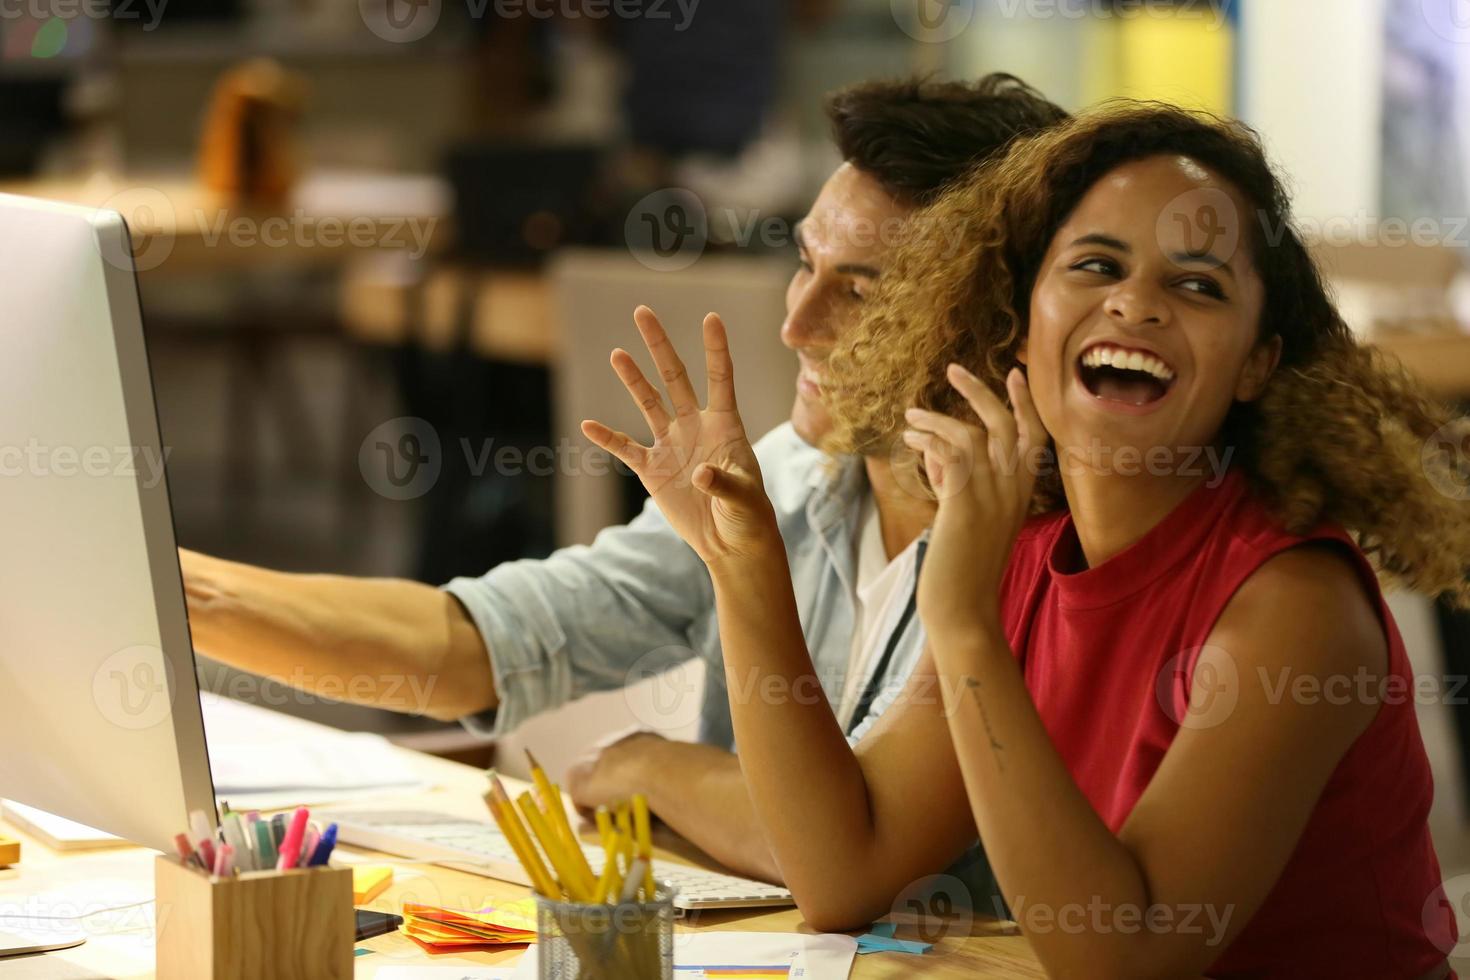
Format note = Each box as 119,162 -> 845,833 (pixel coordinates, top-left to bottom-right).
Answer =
825,101 -> 1470,606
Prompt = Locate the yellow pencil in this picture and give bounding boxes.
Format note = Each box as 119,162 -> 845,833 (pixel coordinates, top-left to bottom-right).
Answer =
486,773 -> 556,893
484,773 -> 560,899
615,801 -> 634,867
595,805 -> 614,847
632,793 -> 656,900
526,750 -> 598,887
518,791 -> 595,902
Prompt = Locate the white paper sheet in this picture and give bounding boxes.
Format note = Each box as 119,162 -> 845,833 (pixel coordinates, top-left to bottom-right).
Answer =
201,692 -> 428,808
368,966 -> 515,980
511,932 -> 856,979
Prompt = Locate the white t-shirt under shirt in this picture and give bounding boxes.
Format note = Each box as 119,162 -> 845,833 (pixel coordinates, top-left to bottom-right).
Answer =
835,494 -> 922,734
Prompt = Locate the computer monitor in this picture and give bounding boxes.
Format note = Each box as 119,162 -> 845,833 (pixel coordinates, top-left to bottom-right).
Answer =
0,193 -> 216,951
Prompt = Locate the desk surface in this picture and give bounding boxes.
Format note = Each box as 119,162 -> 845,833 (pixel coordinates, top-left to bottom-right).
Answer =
0,717 -> 1042,979
0,171 -> 450,274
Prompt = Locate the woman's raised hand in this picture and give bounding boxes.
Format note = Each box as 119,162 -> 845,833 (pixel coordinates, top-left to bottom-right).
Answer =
902,364 -> 1048,642
581,306 -> 779,566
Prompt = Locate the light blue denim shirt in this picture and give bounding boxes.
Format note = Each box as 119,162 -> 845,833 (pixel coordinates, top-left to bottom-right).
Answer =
444,422 -> 922,748
444,422 -> 998,909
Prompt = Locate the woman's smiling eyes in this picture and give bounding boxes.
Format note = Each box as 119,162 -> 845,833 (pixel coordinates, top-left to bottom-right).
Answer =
1067,255 -> 1228,301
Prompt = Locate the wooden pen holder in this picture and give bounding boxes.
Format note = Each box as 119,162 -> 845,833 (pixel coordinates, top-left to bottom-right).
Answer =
153,855 -> 353,980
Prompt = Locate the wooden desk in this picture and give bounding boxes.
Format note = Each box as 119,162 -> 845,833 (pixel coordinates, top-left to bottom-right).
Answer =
1372,330 -> 1470,402
0,729 -> 1042,979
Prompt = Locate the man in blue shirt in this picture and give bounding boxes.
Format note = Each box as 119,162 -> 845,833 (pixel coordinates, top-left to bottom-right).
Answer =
180,74 -> 1066,884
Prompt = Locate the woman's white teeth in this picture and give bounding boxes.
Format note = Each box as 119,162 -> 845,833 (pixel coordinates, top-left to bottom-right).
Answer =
1081,346 -> 1175,382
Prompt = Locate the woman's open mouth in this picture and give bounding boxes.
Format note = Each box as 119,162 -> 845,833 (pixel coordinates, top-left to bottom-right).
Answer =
1075,342 -> 1177,409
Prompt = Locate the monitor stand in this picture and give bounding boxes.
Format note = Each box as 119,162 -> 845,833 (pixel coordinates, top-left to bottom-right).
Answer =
0,923 -> 86,957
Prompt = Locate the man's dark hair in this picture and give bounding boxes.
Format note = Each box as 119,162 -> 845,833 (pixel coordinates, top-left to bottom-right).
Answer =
825,74 -> 1069,206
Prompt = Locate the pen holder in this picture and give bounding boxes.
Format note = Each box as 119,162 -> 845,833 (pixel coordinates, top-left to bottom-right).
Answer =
153,855 -> 353,980
535,885 -> 675,980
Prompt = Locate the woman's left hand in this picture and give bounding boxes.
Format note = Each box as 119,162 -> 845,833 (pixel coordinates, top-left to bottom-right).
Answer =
904,364 -> 1048,644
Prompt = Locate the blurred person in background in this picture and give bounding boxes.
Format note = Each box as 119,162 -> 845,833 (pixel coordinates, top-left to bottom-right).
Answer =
180,74 -> 1068,885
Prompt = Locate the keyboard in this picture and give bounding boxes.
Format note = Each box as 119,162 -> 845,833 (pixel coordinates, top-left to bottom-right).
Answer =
323,809 -> 794,912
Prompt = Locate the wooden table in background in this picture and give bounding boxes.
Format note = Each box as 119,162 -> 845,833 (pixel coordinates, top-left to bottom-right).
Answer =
0,171 -> 451,274
1373,330 -> 1470,402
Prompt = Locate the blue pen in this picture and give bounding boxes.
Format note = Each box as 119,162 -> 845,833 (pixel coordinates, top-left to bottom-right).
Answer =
306,823 -> 337,867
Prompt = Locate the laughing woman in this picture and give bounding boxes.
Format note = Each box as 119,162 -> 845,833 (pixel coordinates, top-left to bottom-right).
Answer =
582,103 -> 1470,979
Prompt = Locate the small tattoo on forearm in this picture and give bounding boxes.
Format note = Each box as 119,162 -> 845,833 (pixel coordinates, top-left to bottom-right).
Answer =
964,676 -> 1006,771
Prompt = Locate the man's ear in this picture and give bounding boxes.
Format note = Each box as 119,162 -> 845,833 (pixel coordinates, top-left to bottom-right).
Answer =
1235,334 -> 1282,402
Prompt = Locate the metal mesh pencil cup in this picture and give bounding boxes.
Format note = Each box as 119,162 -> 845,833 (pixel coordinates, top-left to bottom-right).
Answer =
534,884 -> 675,980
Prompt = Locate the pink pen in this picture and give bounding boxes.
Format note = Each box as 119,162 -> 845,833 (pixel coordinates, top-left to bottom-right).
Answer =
212,842 -> 235,877
197,838 -> 216,871
302,825 -> 320,863
275,807 -> 311,870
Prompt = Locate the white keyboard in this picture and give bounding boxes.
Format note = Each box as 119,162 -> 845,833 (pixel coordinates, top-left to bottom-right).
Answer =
324,809 -> 793,912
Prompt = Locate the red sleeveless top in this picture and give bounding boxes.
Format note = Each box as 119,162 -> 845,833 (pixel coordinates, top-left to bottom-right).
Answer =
998,468 -> 1457,978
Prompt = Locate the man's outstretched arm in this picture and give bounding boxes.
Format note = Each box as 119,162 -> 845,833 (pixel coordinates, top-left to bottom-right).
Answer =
179,548 -> 497,721
567,733 -> 783,884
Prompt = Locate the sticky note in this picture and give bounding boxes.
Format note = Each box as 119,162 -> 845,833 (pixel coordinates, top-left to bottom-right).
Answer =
856,928 -> 932,955
0,835 -> 19,868
352,865 -> 393,904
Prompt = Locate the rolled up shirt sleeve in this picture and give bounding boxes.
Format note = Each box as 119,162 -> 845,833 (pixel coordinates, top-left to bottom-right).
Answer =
444,497 -> 711,738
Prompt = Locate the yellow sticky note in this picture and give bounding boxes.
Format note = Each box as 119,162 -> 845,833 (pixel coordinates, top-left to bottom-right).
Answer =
352,865 -> 393,904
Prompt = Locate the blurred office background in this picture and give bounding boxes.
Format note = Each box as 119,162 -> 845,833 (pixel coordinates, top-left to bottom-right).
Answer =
3,0 -> 1468,933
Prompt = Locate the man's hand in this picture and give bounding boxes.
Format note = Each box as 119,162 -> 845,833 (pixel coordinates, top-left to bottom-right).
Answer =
563,734 -> 785,884
565,730 -> 667,812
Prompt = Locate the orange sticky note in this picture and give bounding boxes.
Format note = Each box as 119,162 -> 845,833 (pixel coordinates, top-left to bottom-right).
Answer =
352,865 -> 393,904
0,835 -> 18,868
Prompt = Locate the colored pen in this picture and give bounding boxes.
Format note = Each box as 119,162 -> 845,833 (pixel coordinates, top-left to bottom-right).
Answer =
212,843 -> 235,878
187,808 -> 216,868
302,825 -> 319,863
619,859 -> 646,904
253,819 -> 278,869
219,814 -> 248,868
306,823 -> 337,867
270,813 -> 286,848
276,807 -> 311,870
173,832 -> 203,871
189,809 -> 212,846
